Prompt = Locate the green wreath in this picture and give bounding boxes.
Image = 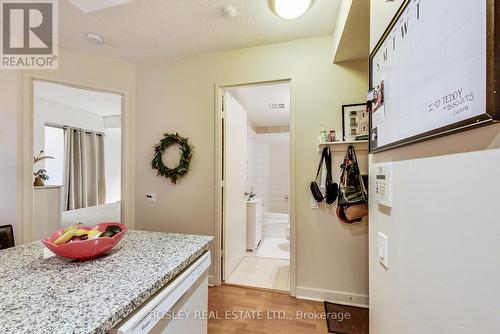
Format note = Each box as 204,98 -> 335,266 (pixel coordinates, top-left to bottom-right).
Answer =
152,133 -> 193,184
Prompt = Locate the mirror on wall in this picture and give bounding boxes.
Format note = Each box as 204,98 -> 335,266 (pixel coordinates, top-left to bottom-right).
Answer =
32,80 -> 123,239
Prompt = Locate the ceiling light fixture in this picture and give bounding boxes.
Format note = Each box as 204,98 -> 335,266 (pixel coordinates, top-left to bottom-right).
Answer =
86,33 -> 104,45
271,0 -> 312,20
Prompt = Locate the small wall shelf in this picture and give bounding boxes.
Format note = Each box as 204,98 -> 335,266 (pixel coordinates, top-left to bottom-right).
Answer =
318,140 -> 369,152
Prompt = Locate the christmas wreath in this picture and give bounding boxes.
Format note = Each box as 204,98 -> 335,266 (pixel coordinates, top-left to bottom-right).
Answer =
152,133 -> 193,184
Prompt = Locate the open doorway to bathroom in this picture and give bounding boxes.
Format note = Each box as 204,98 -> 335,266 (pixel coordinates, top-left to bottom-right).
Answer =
219,81 -> 291,292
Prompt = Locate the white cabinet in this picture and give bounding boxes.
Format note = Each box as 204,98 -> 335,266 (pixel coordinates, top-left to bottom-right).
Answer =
246,198 -> 263,251
110,252 -> 211,334
33,185 -> 62,240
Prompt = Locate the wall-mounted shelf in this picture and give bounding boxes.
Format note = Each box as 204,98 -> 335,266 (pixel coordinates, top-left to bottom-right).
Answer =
318,140 -> 369,152
319,140 -> 368,146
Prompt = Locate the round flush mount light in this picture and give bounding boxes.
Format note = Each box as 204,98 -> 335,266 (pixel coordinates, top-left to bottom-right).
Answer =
86,33 -> 104,44
271,0 -> 312,20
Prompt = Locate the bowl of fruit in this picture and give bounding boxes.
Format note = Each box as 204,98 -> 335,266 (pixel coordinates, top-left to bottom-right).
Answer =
42,222 -> 128,260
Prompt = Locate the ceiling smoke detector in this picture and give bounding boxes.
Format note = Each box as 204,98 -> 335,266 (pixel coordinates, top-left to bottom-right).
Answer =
86,33 -> 104,45
221,5 -> 237,18
269,102 -> 287,111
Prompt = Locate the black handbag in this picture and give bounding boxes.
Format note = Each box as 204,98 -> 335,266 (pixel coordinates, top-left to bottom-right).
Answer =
337,145 -> 367,207
310,147 -> 338,204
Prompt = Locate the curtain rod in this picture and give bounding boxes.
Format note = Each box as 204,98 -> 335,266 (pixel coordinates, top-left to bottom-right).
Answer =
45,122 -> 105,136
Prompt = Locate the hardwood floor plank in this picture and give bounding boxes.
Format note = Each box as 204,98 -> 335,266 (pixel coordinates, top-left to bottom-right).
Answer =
208,285 -> 328,334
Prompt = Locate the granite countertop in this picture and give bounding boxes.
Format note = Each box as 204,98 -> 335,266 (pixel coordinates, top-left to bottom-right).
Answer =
0,231 -> 213,334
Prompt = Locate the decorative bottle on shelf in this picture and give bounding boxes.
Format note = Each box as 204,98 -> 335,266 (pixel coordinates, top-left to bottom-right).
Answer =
249,187 -> 256,200
319,125 -> 328,143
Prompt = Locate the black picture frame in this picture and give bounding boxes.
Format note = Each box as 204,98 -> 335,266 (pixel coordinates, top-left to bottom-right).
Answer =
368,0 -> 499,153
342,103 -> 369,142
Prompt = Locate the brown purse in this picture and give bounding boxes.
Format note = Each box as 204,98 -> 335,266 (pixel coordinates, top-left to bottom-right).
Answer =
344,203 -> 368,221
336,202 -> 368,224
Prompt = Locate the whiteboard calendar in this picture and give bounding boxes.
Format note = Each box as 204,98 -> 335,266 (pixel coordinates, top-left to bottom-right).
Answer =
369,0 -> 496,152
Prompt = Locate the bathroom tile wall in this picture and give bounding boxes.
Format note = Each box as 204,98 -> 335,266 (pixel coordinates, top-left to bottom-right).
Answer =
248,133 -> 289,214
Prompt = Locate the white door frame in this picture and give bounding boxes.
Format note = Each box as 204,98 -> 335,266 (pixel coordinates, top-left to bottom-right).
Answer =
17,73 -> 135,244
214,78 -> 297,296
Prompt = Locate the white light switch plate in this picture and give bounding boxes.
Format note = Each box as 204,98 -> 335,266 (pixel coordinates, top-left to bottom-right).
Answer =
310,196 -> 318,209
378,232 -> 389,269
146,193 -> 156,203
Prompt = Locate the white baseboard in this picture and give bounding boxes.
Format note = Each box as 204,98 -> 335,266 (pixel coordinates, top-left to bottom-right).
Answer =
296,286 -> 369,308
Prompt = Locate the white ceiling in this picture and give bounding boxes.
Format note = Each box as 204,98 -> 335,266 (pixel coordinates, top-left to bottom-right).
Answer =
34,81 -> 122,116
67,0 -> 137,14
229,82 -> 290,127
58,0 -> 341,64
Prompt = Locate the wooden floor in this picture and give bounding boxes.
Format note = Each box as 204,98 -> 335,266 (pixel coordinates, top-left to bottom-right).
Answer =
208,285 -> 328,334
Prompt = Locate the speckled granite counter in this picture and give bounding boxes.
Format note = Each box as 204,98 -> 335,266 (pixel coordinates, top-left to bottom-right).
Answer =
0,231 -> 213,334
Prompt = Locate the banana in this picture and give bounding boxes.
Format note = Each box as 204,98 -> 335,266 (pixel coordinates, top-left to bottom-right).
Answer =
54,224 -> 101,244
53,225 -> 79,245
73,229 -> 90,237
63,222 -> 82,233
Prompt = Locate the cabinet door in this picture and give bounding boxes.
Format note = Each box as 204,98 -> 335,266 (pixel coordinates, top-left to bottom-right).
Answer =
34,187 -> 61,240
246,204 -> 255,250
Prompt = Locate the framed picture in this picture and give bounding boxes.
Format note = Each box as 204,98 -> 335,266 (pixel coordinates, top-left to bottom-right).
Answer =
328,130 -> 336,142
342,103 -> 369,141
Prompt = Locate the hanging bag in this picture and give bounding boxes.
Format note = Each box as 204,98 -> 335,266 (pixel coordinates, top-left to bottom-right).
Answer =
324,147 -> 338,204
310,147 -> 327,202
310,147 -> 338,204
336,145 -> 368,223
337,145 -> 368,207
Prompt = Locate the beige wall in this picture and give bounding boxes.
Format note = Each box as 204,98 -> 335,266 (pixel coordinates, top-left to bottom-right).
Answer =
370,0 -> 404,52
369,1 -> 500,333
0,48 -> 136,243
135,36 -> 369,303
0,71 -> 19,240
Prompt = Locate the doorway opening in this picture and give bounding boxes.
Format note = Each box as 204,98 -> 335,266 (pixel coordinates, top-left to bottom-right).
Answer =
31,80 -> 123,240
218,80 -> 292,292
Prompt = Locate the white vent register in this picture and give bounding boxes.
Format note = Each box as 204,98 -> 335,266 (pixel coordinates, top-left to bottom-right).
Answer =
268,102 -> 287,111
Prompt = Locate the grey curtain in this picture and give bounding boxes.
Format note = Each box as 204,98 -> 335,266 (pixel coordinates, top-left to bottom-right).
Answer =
63,128 -> 106,211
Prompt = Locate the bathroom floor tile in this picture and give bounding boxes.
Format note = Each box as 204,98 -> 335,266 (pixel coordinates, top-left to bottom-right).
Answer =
255,237 -> 290,260
225,249 -> 290,291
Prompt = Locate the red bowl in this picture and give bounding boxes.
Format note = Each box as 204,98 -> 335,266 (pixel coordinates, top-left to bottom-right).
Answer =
42,222 -> 128,260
